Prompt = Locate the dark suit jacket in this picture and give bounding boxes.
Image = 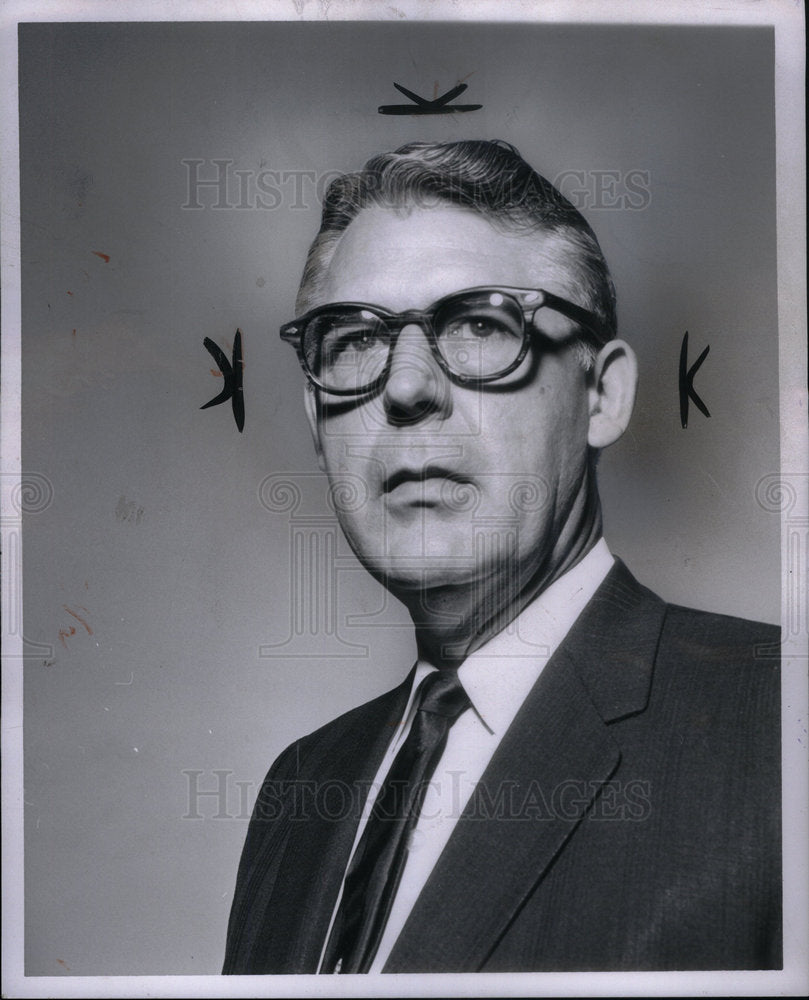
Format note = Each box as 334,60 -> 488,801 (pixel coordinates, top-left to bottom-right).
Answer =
223,561 -> 781,973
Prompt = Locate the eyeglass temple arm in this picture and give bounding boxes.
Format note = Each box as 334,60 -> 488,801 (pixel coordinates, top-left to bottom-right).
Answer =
538,290 -> 608,347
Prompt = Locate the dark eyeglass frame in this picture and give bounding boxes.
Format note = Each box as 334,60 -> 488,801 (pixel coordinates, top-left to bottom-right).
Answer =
280,285 -> 608,396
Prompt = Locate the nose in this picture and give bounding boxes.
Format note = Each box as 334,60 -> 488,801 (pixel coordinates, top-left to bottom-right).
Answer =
382,323 -> 449,425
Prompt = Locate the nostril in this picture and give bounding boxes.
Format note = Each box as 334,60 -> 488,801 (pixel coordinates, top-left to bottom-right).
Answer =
385,393 -> 439,426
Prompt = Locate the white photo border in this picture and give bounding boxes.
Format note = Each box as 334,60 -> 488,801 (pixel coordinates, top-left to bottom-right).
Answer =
2,1 -> 806,997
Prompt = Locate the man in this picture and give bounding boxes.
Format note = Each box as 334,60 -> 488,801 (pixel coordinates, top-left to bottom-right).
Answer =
223,140 -> 781,973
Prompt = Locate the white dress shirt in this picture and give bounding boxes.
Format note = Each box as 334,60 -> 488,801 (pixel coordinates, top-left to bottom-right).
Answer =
318,538 -> 615,973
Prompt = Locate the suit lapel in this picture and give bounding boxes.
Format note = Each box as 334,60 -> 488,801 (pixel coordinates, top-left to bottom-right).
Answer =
385,561 -> 666,972
258,672 -> 414,973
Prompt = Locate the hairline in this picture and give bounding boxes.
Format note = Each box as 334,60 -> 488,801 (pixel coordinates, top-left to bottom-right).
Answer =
298,200 -> 598,305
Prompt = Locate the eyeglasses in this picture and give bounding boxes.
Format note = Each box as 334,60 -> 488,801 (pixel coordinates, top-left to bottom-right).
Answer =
280,286 -> 607,396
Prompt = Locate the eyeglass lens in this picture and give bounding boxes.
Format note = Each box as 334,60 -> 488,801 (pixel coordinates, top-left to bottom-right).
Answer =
305,290 -> 526,391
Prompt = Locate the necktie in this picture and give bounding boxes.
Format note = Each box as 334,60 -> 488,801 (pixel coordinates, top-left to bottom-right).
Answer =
321,669 -> 470,974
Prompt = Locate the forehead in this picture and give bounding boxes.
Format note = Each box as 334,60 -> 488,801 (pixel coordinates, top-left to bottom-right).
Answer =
316,203 -> 586,311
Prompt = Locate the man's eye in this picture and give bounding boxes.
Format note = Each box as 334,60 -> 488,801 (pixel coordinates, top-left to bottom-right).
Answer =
343,328 -> 380,351
323,325 -> 385,363
444,316 -> 516,340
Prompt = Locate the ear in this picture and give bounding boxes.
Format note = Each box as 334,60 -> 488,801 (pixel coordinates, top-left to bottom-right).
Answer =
586,339 -> 638,449
302,384 -> 326,471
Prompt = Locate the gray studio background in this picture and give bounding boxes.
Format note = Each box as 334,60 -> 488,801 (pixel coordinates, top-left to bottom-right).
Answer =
20,22 -> 778,975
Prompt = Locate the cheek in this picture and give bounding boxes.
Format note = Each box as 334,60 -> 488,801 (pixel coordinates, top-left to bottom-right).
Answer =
488,374 -> 588,460
316,402 -> 384,468
318,435 -> 343,473
315,414 -> 359,475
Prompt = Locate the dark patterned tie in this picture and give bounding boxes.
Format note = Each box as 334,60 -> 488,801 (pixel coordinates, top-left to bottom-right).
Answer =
321,669 -> 470,974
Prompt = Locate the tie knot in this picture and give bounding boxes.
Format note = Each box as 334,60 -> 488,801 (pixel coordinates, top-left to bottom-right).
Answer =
417,669 -> 470,720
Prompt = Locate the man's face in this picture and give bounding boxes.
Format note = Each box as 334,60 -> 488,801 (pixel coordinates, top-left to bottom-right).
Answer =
304,203 -> 597,598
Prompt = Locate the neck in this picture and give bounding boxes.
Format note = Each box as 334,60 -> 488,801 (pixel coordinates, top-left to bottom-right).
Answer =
397,472 -> 604,668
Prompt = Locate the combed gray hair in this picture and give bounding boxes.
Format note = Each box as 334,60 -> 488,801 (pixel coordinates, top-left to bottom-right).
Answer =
296,140 -> 618,369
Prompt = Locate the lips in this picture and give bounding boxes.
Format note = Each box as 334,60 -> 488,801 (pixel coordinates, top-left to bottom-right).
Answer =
382,464 -> 472,494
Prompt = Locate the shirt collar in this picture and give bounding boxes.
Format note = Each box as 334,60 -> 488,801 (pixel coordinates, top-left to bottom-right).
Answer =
398,540 -> 614,748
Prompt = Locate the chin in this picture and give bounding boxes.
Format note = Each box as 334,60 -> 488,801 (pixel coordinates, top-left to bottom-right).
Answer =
382,565 -> 479,594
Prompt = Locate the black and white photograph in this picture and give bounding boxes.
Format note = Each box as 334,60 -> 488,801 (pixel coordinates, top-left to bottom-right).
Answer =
1,1 -> 806,996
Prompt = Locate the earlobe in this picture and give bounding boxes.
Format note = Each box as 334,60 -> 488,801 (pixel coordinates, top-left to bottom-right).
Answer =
586,339 -> 638,449
303,384 -> 326,471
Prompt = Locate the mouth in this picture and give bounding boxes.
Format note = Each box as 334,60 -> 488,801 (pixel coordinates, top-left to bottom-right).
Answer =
382,465 -> 474,499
